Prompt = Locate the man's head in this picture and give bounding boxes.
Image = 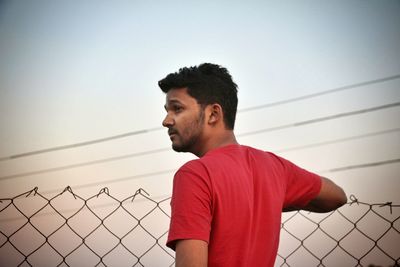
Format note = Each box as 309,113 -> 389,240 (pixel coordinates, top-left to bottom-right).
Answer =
158,63 -> 238,130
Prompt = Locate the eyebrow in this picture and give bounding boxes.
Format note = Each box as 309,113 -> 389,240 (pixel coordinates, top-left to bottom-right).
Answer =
166,99 -> 182,106
164,99 -> 183,110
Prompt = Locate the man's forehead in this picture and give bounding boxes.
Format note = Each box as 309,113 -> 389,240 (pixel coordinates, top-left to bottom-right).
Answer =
164,88 -> 201,109
165,88 -> 190,102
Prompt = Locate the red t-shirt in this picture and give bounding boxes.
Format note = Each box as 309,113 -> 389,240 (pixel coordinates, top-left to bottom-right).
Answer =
167,144 -> 321,266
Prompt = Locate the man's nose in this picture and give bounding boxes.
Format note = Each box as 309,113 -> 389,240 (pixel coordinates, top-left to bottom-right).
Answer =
162,114 -> 174,128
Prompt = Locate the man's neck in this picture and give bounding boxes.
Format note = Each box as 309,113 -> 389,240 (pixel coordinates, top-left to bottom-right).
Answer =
194,130 -> 238,158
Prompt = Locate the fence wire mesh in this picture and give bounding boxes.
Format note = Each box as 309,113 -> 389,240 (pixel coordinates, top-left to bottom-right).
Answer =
0,187 -> 399,267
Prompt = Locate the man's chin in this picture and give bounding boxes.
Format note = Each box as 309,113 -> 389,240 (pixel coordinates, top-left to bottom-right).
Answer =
172,143 -> 190,153
172,145 -> 184,153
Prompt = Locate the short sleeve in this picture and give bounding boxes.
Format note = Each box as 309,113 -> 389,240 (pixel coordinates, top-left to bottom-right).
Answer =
166,161 -> 212,250
280,157 -> 322,208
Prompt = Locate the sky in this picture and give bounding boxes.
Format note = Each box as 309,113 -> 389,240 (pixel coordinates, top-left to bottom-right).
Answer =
0,0 -> 399,201
0,1 -> 399,265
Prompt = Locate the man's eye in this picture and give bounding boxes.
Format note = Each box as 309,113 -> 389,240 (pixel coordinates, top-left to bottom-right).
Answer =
174,106 -> 183,112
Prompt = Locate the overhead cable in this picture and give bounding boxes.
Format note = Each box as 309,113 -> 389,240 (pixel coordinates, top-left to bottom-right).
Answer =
237,102 -> 400,137
38,157 -> 400,198
1,74 -> 399,161
0,104 -> 398,182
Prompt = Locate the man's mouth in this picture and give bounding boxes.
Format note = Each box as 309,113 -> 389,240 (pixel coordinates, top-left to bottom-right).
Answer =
168,130 -> 178,137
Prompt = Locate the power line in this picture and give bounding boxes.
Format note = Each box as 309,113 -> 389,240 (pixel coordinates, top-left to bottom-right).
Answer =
273,127 -> 400,154
237,102 -> 400,137
0,127 -> 163,162
27,156 -> 400,199
1,74 -> 399,161
238,74 -> 400,112
0,103 -> 398,181
322,158 -> 400,173
0,148 -> 171,181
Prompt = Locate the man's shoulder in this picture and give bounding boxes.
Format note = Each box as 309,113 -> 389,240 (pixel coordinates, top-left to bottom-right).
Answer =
235,144 -> 277,160
177,145 -> 280,172
205,144 -> 264,156
178,158 -> 207,174
198,144 -> 278,162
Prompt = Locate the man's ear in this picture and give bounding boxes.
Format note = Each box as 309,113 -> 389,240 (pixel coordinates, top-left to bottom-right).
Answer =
207,104 -> 223,125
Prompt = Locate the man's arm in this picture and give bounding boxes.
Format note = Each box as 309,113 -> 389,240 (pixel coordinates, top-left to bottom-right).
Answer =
175,239 -> 208,267
284,177 -> 347,213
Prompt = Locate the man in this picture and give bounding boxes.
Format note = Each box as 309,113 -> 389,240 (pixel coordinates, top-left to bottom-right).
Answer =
158,63 -> 347,267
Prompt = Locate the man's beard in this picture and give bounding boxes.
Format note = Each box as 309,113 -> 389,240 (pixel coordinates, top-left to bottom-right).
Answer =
172,109 -> 205,153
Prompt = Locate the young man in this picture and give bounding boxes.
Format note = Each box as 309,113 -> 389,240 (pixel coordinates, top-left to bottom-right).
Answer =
159,63 -> 347,267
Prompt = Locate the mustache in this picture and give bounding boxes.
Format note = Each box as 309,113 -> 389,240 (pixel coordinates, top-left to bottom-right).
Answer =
168,129 -> 178,135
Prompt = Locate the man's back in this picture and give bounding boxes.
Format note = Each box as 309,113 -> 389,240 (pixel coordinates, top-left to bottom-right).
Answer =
167,144 -> 321,266
160,63 -> 346,266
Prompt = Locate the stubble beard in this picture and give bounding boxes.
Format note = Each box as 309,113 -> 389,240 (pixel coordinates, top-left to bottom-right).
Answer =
172,109 -> 205,154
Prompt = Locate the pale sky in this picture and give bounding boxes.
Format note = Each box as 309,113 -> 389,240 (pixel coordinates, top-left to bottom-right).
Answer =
0,0 -> 399,204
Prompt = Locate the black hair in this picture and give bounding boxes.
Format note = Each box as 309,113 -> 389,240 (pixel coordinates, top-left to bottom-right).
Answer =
158,63 -> 238,130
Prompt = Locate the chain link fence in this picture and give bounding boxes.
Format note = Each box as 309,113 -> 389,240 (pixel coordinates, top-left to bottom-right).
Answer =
0,187 -> 399,267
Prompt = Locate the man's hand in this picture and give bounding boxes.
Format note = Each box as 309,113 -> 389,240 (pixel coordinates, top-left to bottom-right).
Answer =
175,239 -> 208,267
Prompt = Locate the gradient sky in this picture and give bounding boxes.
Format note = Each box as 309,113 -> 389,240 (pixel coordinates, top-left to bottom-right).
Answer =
0,1 -> 400,266
0,0 -> 399,204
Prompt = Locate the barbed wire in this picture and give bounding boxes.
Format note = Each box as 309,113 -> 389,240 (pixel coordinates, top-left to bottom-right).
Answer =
279,195 -> 400,267
1,188 -> 399,266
